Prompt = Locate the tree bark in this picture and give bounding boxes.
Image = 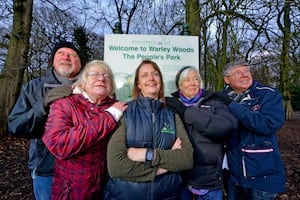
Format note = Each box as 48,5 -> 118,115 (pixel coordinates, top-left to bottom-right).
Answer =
185,0 -> 201,36
279,0 -> 293,119
185,0 -> 203,84
0,0 -> 33,138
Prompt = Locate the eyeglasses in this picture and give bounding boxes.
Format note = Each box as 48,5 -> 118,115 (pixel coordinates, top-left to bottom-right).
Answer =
229,68 -> 251,78
87,71 -> 111,80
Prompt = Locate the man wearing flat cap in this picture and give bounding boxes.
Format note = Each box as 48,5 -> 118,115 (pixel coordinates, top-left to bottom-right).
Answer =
216,58 -> 286,200
8,41 -> 83,200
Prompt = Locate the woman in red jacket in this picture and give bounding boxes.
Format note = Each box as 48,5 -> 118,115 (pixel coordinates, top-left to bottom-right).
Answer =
42,60 -> 127,200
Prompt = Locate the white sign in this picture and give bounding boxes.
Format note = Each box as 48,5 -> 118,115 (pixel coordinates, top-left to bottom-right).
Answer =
104,34 -> 199,101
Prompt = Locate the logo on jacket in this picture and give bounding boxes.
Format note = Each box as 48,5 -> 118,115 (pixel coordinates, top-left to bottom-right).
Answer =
251,104 -> 261,111
161,123 -> 175,134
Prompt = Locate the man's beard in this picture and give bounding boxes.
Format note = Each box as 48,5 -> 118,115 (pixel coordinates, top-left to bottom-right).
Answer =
57,64 -> 73,77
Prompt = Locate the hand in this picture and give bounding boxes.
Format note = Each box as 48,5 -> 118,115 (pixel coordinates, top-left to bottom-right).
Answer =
156,168 -> 168,175
43,86 -> 72,109
111,101 -> 128,113
165,97 -> 187,117
213,92 -> 233,105
171,138 -> 182,150
127,148 -> 147,162
105,101 -> 128,121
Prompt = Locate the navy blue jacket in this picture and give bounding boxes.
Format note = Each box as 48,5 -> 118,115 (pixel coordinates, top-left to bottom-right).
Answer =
225,80 -> 286,193
8,67 -> 71,176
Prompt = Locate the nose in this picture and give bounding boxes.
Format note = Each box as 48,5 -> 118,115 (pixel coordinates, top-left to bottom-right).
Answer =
96,73 -> 106,80
241,71 -> 250,77
191,79 -> 198,85
149,74 -> 155,80
62,53 -> 71,60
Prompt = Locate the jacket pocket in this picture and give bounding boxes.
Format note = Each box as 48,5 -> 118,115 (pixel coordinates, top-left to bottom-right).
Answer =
241,143 -> 275,179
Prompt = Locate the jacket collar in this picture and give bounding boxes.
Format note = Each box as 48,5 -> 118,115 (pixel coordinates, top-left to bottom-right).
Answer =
136,93 -> 163,113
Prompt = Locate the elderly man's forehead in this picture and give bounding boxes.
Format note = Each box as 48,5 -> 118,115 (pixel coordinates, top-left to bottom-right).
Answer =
230,65 -> 249,70
57,47 -> 77,53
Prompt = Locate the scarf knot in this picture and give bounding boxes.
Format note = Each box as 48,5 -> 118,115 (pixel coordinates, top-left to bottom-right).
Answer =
224,85 -> 250,103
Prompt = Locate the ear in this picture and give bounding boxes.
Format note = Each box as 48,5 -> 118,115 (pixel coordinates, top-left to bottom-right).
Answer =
224,77 -> 230,85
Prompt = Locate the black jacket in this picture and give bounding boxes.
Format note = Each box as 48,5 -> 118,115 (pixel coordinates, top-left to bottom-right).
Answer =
173,90 -> 238,190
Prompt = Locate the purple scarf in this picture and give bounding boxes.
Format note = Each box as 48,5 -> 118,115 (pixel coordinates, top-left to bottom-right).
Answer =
179,89 -> 203,106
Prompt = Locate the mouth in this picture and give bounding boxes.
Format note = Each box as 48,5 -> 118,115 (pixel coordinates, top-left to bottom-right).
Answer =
187,87 -> 198,92
59,62 -> 72,66
94,83 -> 105,88
146,82 -> 157,87
240,79 -> 249,84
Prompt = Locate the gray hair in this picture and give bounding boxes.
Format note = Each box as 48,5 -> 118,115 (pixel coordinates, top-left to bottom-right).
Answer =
176,66 -> 204,89
222,58 -> 249,77
72,60 -> 116,96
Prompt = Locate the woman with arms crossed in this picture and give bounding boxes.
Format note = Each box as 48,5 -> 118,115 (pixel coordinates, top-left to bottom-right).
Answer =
103,59 -> 193,200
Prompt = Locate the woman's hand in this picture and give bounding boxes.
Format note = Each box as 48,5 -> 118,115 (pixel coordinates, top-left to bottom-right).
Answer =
127,148 -> 147,162
106,101 -> 128,121
111,101 -> 128,112
171,138 -> 182,150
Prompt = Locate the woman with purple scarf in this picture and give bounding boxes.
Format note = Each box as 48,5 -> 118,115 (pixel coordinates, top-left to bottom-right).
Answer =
166,66 -> 238,200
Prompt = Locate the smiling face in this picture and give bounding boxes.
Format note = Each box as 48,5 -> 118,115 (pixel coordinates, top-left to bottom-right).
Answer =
53,47 -> 82,78
137,63 -> 162,99
224,66 -> 253,94
179,69 -> 201,99
84,65 -> 112,103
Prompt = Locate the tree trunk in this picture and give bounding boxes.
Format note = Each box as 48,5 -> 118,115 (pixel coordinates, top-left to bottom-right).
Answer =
279,0 -> 293,119
185,0 -> 202,73
0,0 -> 33,138
185,0 -> 201,36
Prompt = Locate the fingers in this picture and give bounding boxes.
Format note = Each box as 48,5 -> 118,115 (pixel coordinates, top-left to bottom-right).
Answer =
171,138 -> 182,150
112,101 -> 128,112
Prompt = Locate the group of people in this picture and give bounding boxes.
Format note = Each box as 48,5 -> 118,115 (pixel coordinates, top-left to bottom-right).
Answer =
8,41 -> 286,200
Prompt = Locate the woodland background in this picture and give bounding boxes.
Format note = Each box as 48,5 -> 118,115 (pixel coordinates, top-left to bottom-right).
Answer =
0,0 -> 299,136
0,0 -> 299,199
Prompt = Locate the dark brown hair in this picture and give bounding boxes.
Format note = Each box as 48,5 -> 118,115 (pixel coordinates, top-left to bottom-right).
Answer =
132,59 -> 165,100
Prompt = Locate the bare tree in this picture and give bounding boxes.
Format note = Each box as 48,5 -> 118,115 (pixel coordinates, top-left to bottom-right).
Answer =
1,0 -> 299,133
278,0 -> 293,119
0,0 -> 33,137
0,0 -> 13,72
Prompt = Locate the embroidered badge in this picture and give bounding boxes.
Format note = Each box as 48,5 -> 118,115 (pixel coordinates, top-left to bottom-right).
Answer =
161,123 -> 175,134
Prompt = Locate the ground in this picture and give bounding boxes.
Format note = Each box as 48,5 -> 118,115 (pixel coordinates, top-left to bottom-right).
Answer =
0,113 -> 299,200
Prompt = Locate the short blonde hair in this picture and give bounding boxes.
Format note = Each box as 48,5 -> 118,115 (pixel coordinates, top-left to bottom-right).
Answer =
73,60 -> 116,96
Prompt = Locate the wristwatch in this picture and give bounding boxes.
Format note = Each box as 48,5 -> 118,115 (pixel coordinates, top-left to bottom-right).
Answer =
145,148 -> 154,166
